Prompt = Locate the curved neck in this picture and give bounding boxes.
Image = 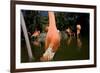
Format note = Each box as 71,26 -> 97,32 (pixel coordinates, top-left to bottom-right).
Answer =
48,11 -> 56,28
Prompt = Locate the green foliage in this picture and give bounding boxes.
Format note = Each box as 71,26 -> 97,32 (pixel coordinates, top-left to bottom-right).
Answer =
40,16 -> 48,32
22,10 -> 89,35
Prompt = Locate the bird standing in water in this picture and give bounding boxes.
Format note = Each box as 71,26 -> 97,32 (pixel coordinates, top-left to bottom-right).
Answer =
76,24 -> 81,38
40,11 -> 60,61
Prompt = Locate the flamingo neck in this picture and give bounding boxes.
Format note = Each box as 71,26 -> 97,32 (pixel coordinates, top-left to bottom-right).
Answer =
48,11 -> 57,29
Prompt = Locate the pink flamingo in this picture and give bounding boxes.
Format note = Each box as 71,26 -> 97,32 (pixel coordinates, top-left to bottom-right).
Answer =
76,24 -> 81,38
40,11 -> 60,61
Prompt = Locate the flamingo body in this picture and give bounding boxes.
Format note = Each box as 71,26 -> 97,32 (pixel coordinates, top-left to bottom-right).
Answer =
41,11 -> 60,61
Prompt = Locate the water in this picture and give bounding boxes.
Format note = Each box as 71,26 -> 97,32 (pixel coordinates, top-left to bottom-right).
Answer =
21,32 -> 89,63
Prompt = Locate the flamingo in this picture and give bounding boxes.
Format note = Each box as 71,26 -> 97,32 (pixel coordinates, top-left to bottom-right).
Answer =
40,11 -> 60,61
31,29 -> 40,46
66,27 -> 72,37
76,24 -> 81,38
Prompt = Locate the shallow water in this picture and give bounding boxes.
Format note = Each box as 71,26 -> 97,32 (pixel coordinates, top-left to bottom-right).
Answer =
21,32 -> 89,63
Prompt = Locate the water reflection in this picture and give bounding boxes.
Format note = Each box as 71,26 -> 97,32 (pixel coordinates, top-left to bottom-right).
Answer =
21,31 -> 90,63
66,36 -> 82,51
30,32 -> 83,62
67,37 -> 72,46
77,37 -> 82,51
